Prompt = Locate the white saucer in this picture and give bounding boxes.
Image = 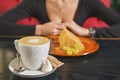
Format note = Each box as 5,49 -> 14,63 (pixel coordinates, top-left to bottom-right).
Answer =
9,58 -> 56,78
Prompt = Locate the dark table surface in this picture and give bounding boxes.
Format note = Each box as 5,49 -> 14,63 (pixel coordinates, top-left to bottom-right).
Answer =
0,38 -> 120,80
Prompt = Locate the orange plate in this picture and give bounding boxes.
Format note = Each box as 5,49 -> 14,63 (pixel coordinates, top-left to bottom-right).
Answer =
47,36 -> 99,57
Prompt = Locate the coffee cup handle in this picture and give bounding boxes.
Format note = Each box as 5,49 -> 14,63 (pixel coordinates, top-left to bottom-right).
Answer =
14,40 -> 20,54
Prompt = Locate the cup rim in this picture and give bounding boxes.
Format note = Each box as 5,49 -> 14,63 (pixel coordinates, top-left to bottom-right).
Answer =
18,36 -> 50,46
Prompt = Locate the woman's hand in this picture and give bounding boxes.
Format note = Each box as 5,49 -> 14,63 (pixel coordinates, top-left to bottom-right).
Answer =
63,21 -> 90,36
35,22 -> 66,36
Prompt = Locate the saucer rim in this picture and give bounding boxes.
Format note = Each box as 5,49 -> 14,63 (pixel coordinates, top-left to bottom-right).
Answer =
9,57 -> 56,78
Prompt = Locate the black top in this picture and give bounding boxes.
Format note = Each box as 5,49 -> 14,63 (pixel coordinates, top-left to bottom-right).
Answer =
0,0 -> 120,37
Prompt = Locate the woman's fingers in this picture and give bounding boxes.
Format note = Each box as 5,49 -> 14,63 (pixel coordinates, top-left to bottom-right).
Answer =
52,24 -> 66,35
53,29 -> 61,35
55,24 -> 66,30
63,22 -> 75,28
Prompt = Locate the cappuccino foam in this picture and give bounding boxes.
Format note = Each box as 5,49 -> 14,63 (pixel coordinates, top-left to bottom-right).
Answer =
19,36 -> 49,45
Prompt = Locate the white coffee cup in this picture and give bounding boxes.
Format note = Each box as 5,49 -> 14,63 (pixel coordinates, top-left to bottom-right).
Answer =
14,36 -> 50,70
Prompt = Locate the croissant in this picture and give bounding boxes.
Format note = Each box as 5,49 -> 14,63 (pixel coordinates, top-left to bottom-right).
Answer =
58,29 -> 85,55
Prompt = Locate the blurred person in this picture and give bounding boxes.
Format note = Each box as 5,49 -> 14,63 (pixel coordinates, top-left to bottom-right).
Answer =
0,0 -> 120,38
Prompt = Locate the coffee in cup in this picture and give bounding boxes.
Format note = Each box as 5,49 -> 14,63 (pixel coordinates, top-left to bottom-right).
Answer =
14,36 -> 50,70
